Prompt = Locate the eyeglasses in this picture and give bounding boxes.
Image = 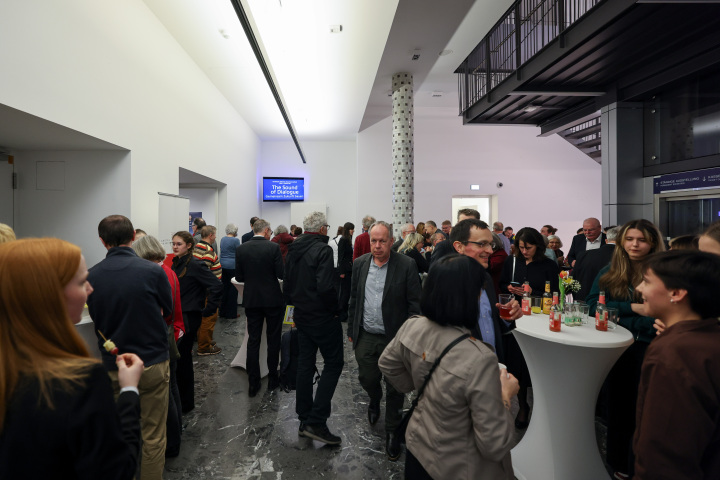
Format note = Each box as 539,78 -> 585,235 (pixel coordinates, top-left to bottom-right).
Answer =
323,224 -> 330,230
463,240 -> 492,249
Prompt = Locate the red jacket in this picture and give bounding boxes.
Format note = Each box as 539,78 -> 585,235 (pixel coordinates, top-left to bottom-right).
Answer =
271,232 -> 294,262
161,264 -> 185,342
353,231 -> 371,261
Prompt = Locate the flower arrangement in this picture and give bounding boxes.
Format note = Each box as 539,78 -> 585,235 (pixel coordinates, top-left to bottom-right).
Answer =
559,270 -> 581,294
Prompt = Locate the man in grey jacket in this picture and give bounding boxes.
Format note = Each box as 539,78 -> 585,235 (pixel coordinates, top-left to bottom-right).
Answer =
347,221 -> 422,461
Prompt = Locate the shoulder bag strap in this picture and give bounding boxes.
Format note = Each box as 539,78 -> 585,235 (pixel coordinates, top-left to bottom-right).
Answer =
411,333 -> 471,408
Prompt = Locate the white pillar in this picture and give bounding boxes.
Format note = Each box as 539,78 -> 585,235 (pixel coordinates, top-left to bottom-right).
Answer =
391,73 -> 414,240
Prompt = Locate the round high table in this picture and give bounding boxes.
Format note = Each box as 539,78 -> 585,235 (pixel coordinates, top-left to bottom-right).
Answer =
510,315 -> 633,480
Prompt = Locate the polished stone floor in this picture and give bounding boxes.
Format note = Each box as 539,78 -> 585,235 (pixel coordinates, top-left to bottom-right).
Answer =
163,309 -> 608,479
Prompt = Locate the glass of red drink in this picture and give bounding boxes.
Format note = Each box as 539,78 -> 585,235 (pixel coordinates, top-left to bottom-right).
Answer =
498,294 -> 513,320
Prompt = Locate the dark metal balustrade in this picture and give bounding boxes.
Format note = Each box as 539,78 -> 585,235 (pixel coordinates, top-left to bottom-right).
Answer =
456,0 -> 601,115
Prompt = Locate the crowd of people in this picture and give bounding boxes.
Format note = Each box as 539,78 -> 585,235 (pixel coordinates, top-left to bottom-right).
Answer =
0,212 -> 719,480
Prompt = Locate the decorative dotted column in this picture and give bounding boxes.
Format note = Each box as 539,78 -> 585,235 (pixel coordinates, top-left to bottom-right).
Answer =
392,73 -> 414,240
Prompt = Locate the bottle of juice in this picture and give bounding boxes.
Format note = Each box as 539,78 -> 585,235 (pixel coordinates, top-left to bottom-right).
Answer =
521,281 -> 532,315
549,293 -> 562,332
542,281 -> 552,315
595,290 -> 607,331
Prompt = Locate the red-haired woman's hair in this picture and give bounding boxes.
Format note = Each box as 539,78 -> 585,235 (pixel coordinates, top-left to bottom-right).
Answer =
0,238 -> 96,432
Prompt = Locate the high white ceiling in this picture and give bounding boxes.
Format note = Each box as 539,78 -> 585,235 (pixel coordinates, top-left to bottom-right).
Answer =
142,0 -> 514,142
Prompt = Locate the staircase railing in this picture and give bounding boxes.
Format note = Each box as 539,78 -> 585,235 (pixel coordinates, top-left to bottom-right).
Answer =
457,0 -> 602,115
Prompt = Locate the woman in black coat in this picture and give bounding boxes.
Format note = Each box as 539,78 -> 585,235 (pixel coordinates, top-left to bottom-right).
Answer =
171,231 -> 222,413
336,222 -> 354,322
499,227 -> 560,429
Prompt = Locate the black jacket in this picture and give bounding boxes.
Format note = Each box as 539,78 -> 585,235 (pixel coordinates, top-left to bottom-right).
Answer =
572,244 -> 615,301
499,255 -> 560,299
404,248 -> 429,274
235,236 -> 284,308
567,232 -> 607,266
429,239 -> 454,268
0,364 -> 141,480
171,253 -> 222,316
283,233 -> 337,325
337,236 -> 353,276
347,251 -> 422,347
87,247 -> 172,370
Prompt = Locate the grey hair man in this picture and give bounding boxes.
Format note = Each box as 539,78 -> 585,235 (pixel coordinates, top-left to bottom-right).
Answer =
567,217 -> 606,267
493,221 -> 511,254
353,215 -> 376,261
348,220 -> 421,460
573,225 -> 618,301
391,222 -> 416,252
283,211 -> 344,445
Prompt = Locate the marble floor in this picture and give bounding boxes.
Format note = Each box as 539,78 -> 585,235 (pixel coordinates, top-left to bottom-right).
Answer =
163,309 -> 608,479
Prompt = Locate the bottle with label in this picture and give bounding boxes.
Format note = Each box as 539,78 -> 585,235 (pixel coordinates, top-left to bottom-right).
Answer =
542,281 -> 552,315
595,290 -> 607,331
521,281 -> 532,315
549,292 -> 562,332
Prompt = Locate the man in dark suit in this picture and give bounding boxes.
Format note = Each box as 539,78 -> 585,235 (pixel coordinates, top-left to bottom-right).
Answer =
235,218 -> 284,397
567,217 -> 607,267
572,226 -> 619,301
430,208 -> 480,268
348,221 -> 421,461
241,216 -> 259,244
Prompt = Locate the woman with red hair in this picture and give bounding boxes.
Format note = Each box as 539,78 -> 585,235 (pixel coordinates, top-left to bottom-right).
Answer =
0,238 -> 144,479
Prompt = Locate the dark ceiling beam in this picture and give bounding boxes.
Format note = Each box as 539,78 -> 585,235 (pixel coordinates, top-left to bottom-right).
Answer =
507,90 -> 605,97
229,0 -> 307,164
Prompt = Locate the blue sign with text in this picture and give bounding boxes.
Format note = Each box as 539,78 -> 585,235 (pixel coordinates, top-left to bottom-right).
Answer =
653,167 -> 720,193
263,177 -> 305,201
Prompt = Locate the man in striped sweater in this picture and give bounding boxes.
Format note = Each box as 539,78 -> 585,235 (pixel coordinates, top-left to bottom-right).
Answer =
194,225 -> 222,355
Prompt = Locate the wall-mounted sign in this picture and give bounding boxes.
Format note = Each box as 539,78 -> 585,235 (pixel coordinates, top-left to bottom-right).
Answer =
653,167 -> 720,194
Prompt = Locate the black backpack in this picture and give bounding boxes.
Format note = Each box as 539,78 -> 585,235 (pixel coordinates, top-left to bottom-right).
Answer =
279,327 -> 320,392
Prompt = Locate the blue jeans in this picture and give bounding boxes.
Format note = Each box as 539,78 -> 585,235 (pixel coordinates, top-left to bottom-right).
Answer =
295,318 -> 344,425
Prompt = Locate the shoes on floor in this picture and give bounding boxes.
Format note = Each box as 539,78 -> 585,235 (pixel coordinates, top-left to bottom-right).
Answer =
197,345 -> 222,356
301,424 -> 342,445
386,432 -> 402,461
268,375 -> 280,391
368,399 -> 381,426
211,340 -> 217,347
298,422 -> 306,436
248,382 -> 261,397
613,472 -> 630,480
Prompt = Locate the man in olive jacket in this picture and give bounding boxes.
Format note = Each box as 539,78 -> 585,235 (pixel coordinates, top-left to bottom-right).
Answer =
347,221 -> 421,460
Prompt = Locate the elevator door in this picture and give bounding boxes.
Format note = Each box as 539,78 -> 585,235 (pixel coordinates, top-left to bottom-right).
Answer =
657,193 -> 720,239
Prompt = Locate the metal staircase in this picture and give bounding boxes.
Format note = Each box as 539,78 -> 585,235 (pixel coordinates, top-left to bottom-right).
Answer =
557,113 -> 601,163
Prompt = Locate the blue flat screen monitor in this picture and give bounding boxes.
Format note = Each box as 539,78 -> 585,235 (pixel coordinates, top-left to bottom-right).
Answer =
263,177 -> 305,202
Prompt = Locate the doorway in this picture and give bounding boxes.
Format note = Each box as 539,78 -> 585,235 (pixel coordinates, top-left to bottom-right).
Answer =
451,195 -> 497,225
0,155 -> 14,228
655,188 -> 720,240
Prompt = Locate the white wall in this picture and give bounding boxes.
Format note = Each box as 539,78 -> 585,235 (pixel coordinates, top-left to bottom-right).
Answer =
180,188 -> 218,227
13,150 -> 131,267
0,0 -> 259,244
259,140 -> 357,234
357,109 -> 602,248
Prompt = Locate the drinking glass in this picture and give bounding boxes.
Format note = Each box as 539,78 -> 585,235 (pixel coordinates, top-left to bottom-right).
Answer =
606,307 -> 619,330
498,294 -> 513,320
531,296 -> 543,314
580,304 -> 590,325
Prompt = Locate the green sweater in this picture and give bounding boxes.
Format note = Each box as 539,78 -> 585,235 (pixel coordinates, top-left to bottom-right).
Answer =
585,265 -> 656,344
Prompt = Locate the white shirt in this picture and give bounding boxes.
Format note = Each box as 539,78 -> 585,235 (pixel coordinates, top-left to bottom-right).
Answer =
585,237 -> 603,252
330,235 -> 341,268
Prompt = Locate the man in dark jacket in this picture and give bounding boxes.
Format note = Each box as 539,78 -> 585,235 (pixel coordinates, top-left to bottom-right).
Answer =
567,217 -> 607,267
235,219 -> 284,397
348,221 -> 421,460
572,226 -> 618,301
87,214 -> 173,479
283,211 -> 344,445
241,216 -> 259,243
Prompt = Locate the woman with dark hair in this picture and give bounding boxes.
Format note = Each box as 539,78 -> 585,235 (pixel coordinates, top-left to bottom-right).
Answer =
632,250 -> 720,480
499,227 -> 560,429
0,238 -> 144,479
488,232 -> 508,296
336,222 -> 355,323
379,254 -> 519,479
586,219 -> 665,480
170,231 -> 222,413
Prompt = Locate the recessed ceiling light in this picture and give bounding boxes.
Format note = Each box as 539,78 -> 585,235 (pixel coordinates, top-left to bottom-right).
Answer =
439,50 -> 453,56
523,105 -> 539,113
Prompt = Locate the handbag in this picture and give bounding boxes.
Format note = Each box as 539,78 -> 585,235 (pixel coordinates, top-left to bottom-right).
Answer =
394,332 -> 471,441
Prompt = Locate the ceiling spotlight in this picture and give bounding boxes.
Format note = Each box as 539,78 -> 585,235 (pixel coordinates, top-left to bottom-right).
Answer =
523,104 -> 540,113
411,49 -> 421,61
